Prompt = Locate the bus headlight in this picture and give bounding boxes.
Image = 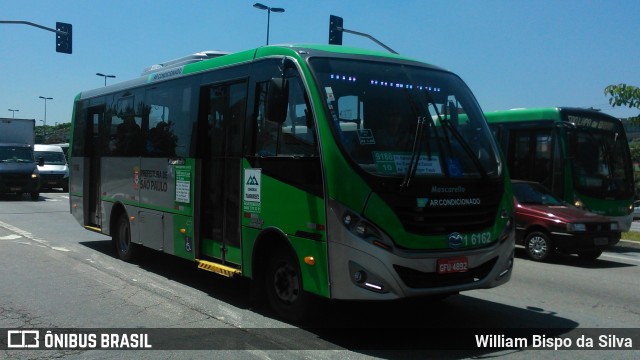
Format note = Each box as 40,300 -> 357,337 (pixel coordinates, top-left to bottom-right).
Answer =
31,172 -> 39,179
341,210 -> 394,251
343,211 -> 383,240
499,209 -> 514,243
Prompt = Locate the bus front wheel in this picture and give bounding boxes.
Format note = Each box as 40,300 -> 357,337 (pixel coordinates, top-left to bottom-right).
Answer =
114,212 -> 138,262
265,248 -> 312,323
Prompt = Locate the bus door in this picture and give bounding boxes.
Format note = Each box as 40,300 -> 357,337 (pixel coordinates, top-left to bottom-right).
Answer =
198,81 -> 247,264
85,105 -> 105,228
508,127 -> 555,190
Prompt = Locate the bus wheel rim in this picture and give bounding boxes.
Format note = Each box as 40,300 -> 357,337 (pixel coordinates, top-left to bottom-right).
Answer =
273,264 -> 299,303
119,224 -> 130,253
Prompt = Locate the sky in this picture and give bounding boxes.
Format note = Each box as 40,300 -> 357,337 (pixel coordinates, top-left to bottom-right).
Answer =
1,0 -> 639,125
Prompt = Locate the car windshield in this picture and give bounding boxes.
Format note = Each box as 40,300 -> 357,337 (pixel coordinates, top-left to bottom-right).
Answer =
512,182 -> 564,206
309,58 -> 502,182
0,146 -> 33,163
35,151 -> 67,165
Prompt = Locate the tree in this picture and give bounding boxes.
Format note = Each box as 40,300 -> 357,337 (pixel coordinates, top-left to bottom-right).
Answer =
604,84 -> 640,109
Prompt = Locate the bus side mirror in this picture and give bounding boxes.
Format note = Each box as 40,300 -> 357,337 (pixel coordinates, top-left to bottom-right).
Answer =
267,78 -> 289,124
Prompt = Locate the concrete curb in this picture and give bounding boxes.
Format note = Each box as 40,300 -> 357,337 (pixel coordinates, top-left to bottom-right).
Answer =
617,239 -> 640,249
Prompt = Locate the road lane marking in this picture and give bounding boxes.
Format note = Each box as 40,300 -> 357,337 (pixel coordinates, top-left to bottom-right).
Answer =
0,234 -> 23,240
0,220 -> 35,239
51,246 -> 70,252
601,253 -> 640,263
0,219 -> 52,247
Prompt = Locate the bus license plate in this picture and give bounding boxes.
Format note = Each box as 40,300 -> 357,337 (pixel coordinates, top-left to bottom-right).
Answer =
437,257 -> 468,274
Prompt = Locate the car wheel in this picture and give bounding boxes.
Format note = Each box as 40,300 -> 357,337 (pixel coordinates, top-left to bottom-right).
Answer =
114,212 -> 138,262
525,231 -> 554,261
265,247 -> 313,323
578,249 -> 603,261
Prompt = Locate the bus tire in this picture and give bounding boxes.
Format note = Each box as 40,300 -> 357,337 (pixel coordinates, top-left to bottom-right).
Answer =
114,212 -> 138,262
525,231 -> 554,262
265,247 -> 312,323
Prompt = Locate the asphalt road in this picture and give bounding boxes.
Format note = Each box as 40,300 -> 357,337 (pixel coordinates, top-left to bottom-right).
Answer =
0,191 -> 638,359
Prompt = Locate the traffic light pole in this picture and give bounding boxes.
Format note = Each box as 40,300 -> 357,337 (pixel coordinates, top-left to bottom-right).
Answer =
0,20 -> 72,54
328,15 -> 397,54
340,27 -> 398,54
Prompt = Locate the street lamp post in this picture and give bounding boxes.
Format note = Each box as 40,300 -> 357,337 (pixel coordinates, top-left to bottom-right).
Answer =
96,72 -> 116,86
39,120 -> 45,141
39,96 -> 52,142
253,3 -> 285,45
8,109 -> 19,118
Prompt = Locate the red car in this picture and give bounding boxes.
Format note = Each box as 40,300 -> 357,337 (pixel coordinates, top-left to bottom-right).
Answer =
512,180 -> 620,261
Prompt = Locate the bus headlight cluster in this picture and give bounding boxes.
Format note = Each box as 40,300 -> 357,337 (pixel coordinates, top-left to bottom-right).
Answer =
342,211 -> 394,251
499,209 -> 514,243
573,197 -> 585,210
343,212 -> 381,239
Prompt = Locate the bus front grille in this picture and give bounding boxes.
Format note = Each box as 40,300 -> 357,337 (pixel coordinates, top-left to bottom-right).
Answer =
378,191 -> 501,235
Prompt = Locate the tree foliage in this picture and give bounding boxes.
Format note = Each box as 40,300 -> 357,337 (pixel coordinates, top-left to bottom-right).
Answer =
604,84 -> 640,109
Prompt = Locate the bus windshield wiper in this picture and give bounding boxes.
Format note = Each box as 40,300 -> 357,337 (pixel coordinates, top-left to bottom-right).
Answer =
427,97 -> 488,180
439,117 -> 488,180
400,89 -> 439,188
400,116 -> 426,188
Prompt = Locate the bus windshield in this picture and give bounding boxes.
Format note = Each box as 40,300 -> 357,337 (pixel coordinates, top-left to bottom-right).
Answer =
568,116 -> 634,199
309,58 -> 501,181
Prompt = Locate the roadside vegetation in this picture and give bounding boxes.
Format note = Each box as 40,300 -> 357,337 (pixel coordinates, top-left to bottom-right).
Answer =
622,231 -> 640,243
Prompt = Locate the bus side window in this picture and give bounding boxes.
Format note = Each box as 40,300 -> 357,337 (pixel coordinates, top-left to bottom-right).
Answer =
144,80 -> 194,158
108,95 -> 143,156
255,82 -> 278,156
255,78 -> 318,157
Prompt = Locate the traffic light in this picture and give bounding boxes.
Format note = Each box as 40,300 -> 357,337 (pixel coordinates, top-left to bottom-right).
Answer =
329,15 -> 343,45
56,22 -> 72,54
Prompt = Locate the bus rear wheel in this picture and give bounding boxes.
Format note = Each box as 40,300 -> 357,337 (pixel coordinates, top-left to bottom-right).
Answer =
265,248 -> 312,323
114,212 -> 138,262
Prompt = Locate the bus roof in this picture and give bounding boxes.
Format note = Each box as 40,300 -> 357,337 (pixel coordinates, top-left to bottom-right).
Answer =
76,44 -> 446,101
484,107 -> 620,123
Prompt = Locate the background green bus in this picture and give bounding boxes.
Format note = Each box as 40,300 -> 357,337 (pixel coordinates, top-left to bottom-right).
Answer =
485,107 -> 634,231
70,45 -> 514,322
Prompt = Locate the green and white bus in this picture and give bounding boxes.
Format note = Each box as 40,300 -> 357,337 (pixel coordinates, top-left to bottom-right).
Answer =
69,45 -> 514,322
485,107 -> 635,231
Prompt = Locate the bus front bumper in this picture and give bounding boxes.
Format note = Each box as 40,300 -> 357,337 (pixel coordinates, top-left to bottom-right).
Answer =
326,208 -> 515,301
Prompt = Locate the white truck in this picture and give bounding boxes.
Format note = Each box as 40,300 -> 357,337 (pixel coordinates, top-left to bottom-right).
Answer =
0,118 -> 41,200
